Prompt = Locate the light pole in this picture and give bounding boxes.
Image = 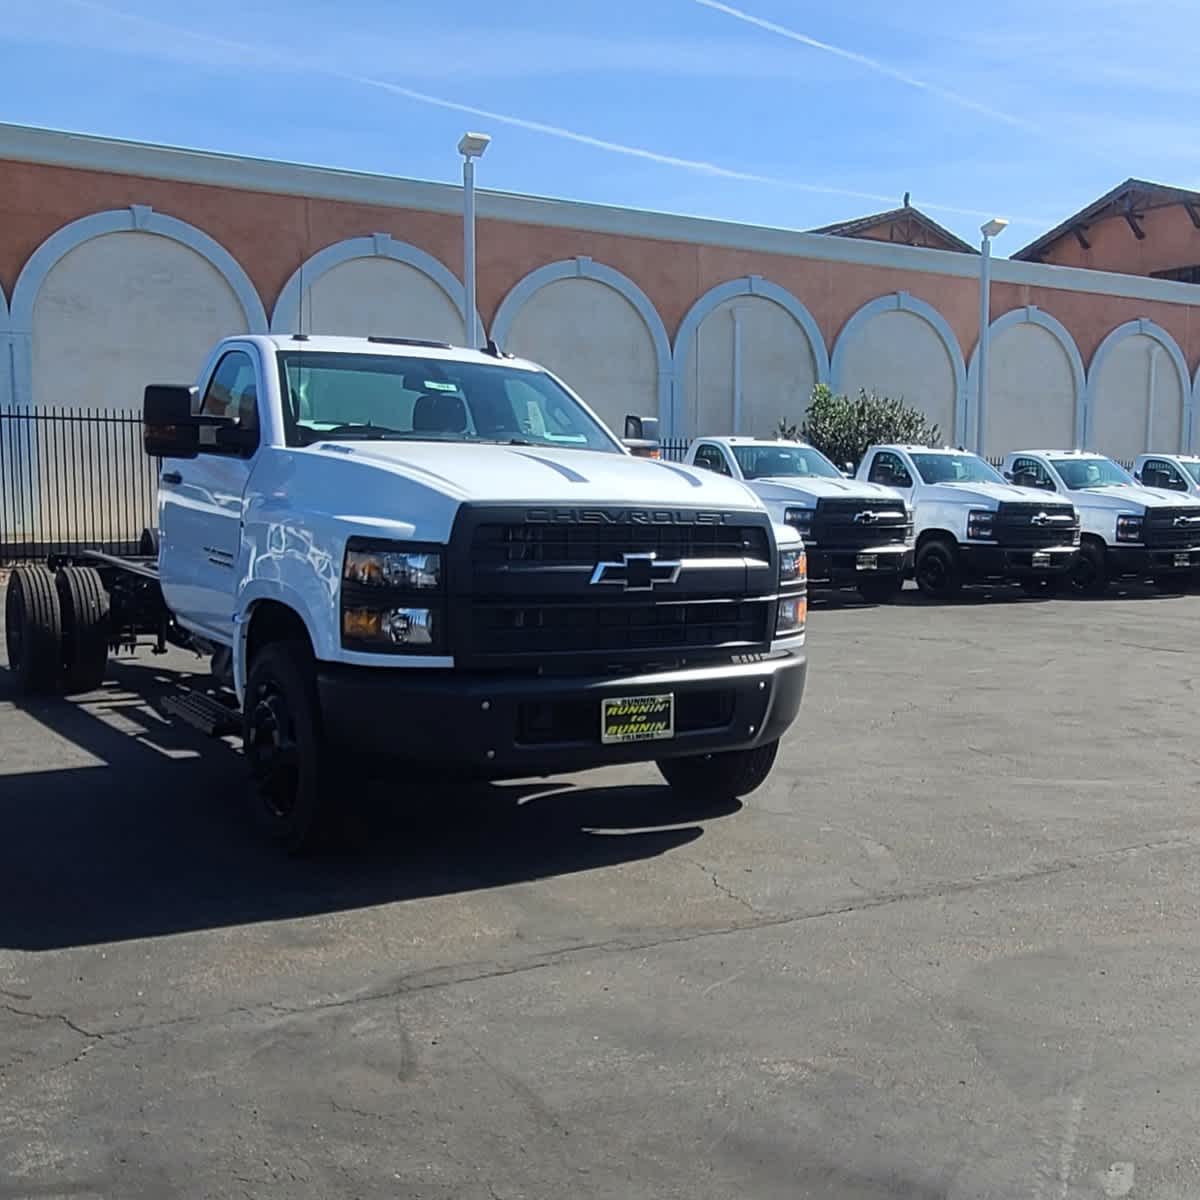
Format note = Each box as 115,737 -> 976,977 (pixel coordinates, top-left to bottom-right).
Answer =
457,131 -> 491,349
975,217 -> 1008,453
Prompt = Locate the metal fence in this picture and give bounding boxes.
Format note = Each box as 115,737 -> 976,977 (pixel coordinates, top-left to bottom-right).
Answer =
0,407 -> 158,564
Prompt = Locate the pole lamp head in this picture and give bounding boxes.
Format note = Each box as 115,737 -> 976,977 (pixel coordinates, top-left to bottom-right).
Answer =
458,132 -> 492,161
980,217 -> 1009,240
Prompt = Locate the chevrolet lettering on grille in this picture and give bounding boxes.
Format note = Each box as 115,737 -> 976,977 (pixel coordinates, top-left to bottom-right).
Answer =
590,551 -> 682,591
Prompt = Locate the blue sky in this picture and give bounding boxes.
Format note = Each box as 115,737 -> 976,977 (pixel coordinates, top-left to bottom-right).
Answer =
3,0 -> 1196,253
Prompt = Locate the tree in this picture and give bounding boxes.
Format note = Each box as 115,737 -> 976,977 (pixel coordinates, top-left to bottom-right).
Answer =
777,384 -> 941,470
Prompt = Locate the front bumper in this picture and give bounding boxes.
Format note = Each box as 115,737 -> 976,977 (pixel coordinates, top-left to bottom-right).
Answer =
806,545 -> 911,587
317,651 -> 807,774
960,544 -> 1077,579
1107,544 -> 1200,575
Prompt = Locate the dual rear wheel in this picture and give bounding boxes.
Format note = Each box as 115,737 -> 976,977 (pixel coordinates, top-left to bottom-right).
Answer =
4,564 -> 109,695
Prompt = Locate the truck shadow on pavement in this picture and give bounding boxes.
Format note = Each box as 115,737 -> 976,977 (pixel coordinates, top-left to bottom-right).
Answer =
0,657 -> 728,953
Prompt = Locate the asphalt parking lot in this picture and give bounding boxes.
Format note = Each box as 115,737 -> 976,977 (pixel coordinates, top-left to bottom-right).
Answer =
3,582 -> 1200,1199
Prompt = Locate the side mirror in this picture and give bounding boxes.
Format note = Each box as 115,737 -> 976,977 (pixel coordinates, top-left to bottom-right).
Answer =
1003,470 -> 1014,481
622,413 -> 661,458
144,385 -> 200,459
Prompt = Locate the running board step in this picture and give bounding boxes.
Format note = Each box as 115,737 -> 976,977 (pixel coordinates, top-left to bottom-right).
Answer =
162,689 -> 241,738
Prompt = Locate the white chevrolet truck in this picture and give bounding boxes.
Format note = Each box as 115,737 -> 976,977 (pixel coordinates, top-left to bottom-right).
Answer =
1001,449 -> 1200,594
4,335 -> 808,849
1132,453 -> 1200,498
684,437 -> 912,601
855,445 -> 1080,599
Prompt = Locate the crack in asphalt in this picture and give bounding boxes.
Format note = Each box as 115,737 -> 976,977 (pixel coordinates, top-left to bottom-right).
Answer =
680,856 -> 764,916
11,829 -> 1200,1053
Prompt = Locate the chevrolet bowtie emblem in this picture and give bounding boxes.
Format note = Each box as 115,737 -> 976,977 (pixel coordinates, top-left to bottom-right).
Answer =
1173,514 -> 1200,527
1031,512 -> 1051,525
590,551 -> 682,591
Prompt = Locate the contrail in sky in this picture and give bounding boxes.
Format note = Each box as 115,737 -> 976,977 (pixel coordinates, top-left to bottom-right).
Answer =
60,0 -> 1041,223
692,0 -> 1038,132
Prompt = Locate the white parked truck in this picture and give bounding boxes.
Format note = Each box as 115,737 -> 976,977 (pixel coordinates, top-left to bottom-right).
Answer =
3,335 -> 808,850
684,437 -> 912,602
1001,449 -> 1200,594
1132,453 -> 1200,499
855,445 -> 1080,599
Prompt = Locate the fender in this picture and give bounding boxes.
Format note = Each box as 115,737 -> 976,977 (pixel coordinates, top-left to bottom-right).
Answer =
233,580 -> 326,704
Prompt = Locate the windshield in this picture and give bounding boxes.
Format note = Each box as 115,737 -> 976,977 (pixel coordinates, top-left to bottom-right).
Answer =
910,453 -> 1004,485
277,352 -> 621,452
1181,461 -> 1200,485
1051,457 -> 1133,489
732,444 -> 842,480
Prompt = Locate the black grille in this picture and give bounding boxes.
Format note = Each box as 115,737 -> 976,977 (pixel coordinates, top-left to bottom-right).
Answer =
472,521 -> 770,566
466,599 -> 769,659
812,497 -> 910,548
1144,507 -> 1200,547
994,502 -> 1078,547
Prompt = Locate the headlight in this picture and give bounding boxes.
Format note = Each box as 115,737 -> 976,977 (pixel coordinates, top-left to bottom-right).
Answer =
344,546 -> 442,589
966,510 -> 995,540
779,548 -> 807,585
342,538 -> 445,653
343,606 -> 437,647
1116,514 -> 1143,543
776,595 -> 807,635
784,507 -> 815,541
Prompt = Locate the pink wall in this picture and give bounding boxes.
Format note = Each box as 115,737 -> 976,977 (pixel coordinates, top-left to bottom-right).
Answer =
2,155 -> 1198,376
1035,205 -> 1200,280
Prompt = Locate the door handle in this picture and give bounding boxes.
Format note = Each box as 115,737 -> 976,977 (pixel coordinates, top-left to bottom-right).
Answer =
161,470 -> 182,485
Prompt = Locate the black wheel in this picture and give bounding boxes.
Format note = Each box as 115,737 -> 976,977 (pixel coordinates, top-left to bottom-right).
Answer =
138,527 -> 159,558
4,565 -> 63,695
1067,539 -> 1108,597
243,640 -> 332,853
657,740 -> 779,800
56,566 -> 110,694
1019,576 -> 1061,597
858,576 -> 903,604
914,539 -> 962,601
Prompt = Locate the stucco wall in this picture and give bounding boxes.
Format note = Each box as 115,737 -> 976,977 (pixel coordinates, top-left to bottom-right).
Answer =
502,277 -> 658,431
1090,333 -> 1186,459
2,131 -> 1200,475
302,257 -> 465,343
1032,206 -> 1200,279
32,231 -> 246,409
984,323 -> 1077,455
833,308 -> 957,437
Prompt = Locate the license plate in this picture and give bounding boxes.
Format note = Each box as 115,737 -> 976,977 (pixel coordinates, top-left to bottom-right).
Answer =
856,553 -> 878,570
601,694 -> 674,744
1032,551 -> 1051,568
1175,552 -> 1191,567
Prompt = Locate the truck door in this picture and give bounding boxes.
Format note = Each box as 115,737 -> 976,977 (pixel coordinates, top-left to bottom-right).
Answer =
158,348 -> 262,644
867,450 -> 913,496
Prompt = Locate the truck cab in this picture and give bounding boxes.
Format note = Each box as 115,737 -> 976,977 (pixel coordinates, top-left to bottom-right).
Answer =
1132,453 -> 1200,499
686,437 -> 912,602
4,334 -> 807,851
855,445 -> 1079,600
1002,449 -> 1200,594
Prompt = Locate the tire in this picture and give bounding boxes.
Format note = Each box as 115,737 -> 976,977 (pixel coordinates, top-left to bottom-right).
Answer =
138,527 -> 159,559
858,576 -> 903,604
56,566 -> 110,694
914,539 -> 963,601
1067,539 -> 1108,597
242,640 -> 333,853
657,739 -> 779,800
4,565 -> 63,695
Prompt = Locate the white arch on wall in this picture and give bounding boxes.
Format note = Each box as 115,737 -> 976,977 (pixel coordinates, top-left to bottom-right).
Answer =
0,279 -> 11,408
8,205 -> 268,407
966,305 -> 1087,450
271,233 -> 482,344
831,291 -> 968,444
491,256 -> 672,427
1085,318 -> 1192,451
671,275 -> 829,437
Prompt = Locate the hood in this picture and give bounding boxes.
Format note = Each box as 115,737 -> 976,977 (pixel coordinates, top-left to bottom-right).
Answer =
918,481 -> 1066,507
1063,483 -> 1200,512
748,476 -> 905,505
306,440 -> 762,509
